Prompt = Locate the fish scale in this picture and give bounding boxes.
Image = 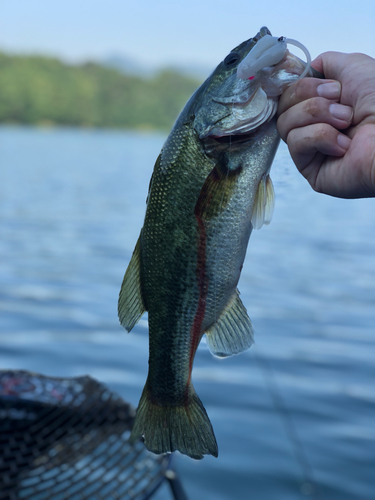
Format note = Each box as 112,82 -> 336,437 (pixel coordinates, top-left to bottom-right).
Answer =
143,125 -> 212,396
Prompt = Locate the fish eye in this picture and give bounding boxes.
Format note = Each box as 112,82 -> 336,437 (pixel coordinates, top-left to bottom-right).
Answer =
224,52 -> 240,68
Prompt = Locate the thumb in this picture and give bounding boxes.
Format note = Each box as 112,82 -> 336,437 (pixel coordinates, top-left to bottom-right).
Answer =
312,52 -> 375,113
311,51 -> 349,81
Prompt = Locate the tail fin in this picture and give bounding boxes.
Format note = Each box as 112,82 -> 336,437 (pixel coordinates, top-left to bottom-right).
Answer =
130,384 -> 218,460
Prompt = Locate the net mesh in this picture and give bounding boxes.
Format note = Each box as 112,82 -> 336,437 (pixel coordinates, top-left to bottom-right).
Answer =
0,370 -> 172,500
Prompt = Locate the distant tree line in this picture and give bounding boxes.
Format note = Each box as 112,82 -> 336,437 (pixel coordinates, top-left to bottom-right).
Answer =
0,52 -> 202,130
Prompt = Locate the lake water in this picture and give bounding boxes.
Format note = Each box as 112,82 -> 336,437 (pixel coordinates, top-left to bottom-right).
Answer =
1,125 -> 375,500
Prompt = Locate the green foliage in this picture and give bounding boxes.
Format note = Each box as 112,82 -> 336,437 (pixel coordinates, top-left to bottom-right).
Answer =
0,52 -> 202,130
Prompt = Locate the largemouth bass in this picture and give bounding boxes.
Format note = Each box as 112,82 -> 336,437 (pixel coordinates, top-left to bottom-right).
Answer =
119,27 -> 318,460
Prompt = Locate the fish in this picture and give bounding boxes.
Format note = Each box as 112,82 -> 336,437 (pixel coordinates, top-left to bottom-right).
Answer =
118,27 -> 319,460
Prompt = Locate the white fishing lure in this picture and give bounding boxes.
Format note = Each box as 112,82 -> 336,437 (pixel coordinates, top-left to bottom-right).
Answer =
237,35 -> 311,81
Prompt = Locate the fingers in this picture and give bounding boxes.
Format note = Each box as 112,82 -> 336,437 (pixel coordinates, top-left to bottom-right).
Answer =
276,75 -> 353,179
276,51 -> 375,199
287,123 -> 352,197
278,77 -> 339,115
314,51 -> 371,83
288,123 -> 375,198
277,96 -> 353,143
287,123 -> 351,177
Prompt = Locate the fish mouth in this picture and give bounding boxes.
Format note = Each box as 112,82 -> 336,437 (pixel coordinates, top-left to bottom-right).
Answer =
203,46 -> 313,142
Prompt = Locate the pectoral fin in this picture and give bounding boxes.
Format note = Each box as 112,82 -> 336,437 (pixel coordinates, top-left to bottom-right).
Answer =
118,235 -> 146,332
205,290 -> 254,358
251,174 -> 275,230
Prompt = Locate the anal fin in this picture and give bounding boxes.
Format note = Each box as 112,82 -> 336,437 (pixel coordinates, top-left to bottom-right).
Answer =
118,234 -> 146,332
205,290 -> 254,358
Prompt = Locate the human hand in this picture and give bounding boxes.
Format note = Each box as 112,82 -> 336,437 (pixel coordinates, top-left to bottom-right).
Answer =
277,51 -> 375,198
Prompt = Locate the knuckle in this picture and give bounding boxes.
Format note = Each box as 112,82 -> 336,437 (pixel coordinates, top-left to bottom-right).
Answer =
314,123 -> 331,142
292,77 -> 319,101
292,78 -> 308,100
303,98 -> 323,118
276,115 -> 288,141
286,128 -> 298,145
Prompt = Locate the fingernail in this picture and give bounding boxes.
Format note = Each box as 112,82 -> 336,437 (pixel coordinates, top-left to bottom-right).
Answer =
337,134 -> 351,150
317,81 -> 341,99
329,103 -> 353,122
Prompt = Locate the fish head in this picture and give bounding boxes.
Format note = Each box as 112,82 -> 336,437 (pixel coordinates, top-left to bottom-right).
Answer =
193,27 -> 315,140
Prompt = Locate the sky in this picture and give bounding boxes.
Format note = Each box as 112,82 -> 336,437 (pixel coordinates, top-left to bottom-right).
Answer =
0,0 -> 374,71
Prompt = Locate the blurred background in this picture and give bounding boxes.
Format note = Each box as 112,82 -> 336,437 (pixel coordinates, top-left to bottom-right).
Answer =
0,0 -> 374,130
1,1 -> 375,499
